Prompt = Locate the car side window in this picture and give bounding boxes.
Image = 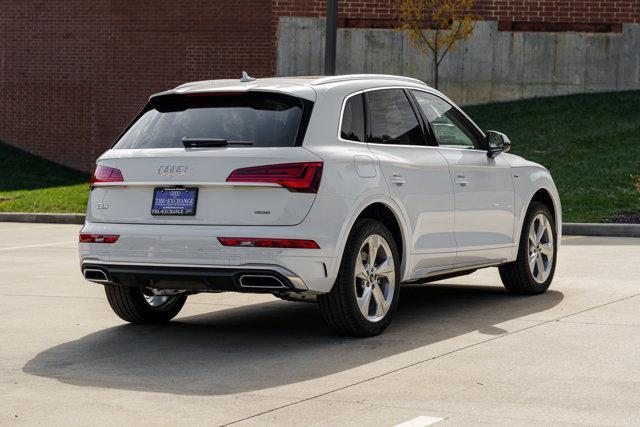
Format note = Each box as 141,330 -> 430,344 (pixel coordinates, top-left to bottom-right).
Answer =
366,89 -> 424,146
411,90 -> 482,149
340,93 -> 366,142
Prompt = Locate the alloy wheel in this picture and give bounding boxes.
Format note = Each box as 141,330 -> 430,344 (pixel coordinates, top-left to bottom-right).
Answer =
142,289 -> 170,307
528,213 -> 554,283
354,234 -> 396,322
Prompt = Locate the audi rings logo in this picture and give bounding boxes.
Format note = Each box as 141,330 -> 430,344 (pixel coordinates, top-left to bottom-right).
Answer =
158,165 -> 188,177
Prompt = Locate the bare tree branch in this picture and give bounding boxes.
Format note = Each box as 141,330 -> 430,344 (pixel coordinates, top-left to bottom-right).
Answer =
398,0 -> 478,88
437,21 -> 463,65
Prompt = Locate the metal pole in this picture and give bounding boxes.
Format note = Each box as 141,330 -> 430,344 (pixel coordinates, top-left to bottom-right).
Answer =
324,0 -> 338,75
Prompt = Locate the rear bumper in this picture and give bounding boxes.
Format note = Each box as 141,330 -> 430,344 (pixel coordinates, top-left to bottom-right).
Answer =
81,261 -> 308,293
78,220 -> 342,294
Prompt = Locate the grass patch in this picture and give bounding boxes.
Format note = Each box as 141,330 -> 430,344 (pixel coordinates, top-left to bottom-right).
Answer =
0,141 -> 90,213
466,91 -> 640,223
1,91 -> 639,220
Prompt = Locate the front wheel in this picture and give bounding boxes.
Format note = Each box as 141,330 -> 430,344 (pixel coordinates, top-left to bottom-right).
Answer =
318,219 -> 400,336
499,202 -> 557,295
104,285 -> 187,324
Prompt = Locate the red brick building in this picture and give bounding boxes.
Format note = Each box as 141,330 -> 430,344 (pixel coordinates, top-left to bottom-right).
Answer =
276,0 -> 638,28
1,1 -> 638,171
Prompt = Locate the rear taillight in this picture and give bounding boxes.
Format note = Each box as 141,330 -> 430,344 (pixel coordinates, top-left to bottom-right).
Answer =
91,165 -> 124,187
79,234 -> 120,244
226,162 -> 323,193
217,237 -> 320,249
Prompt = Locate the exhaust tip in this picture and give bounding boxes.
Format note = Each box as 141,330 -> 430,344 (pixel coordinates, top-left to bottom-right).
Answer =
239,274 -> 286,289
83,268 -> 109,283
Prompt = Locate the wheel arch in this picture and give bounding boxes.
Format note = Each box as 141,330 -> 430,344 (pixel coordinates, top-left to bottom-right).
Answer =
513,184 -> 562,258
333,197 -> 411,283
531,188 -> 558,226
355,203 -> 405,263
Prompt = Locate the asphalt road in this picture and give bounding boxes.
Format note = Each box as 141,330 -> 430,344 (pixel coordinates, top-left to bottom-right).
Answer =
1,222 -> 640,426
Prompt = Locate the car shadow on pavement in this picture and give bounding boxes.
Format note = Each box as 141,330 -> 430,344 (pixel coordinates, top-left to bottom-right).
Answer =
24,284 -> 563,396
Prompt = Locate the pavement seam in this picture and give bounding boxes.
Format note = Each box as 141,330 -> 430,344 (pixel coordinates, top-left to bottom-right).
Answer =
0,294 -> 253,310
220,291 -> 640,426
0,294 -> 104,300
559,320 -> 640,328
0,224 -> 78,232
0,241 -> 77,251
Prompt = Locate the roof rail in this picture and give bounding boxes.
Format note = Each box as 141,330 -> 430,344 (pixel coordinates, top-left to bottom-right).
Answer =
310,74 -> 427,86
174,80 -> 213,90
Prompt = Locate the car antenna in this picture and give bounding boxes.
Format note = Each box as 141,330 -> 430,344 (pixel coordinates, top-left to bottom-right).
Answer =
240,71 -> 256,83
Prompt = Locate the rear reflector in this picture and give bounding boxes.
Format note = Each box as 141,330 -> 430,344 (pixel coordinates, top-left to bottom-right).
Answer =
226,162 -> 323,193
217,237 -> 320,249
79,234 -> 120,244
91,165 -> 124,186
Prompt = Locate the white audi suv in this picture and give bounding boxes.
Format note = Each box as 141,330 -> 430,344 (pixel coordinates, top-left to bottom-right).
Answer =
80,74 -> 561,336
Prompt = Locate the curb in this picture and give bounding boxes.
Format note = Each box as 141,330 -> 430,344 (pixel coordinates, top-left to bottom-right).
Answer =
0,212 -> 85,225
562,222 -> 640,238
1,214 -> 639,237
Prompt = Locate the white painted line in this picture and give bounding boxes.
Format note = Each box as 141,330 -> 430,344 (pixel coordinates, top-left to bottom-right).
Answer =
0,241 -> 77,251
394,416 -> 444,427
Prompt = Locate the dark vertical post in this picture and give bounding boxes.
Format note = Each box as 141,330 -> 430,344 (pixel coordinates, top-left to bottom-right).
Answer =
324,0 -> 338,75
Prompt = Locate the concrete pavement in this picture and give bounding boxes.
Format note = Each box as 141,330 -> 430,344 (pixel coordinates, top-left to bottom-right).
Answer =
1,223 -> 640,425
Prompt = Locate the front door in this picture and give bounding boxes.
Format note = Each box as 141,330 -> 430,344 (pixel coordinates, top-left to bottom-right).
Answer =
410,90 -> 515,267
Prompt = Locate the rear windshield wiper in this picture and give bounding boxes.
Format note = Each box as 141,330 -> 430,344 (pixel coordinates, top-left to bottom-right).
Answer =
182,137 -> 253,148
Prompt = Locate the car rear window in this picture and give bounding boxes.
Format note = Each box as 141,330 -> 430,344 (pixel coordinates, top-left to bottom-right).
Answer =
113,92 -> 310,149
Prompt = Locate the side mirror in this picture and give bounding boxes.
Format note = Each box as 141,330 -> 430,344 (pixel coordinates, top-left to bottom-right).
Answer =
485,130 -> 511,158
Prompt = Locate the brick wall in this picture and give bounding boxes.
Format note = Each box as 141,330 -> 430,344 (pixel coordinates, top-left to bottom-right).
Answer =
475,1 -> 639,24
0,0 -> 274,172
273,0 -> 639,24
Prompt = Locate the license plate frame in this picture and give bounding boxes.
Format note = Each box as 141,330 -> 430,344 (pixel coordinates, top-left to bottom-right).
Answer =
151,187 -> 198,216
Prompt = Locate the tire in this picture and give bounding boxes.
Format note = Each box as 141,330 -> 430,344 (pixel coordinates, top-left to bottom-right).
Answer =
104,284 -> 187,324
318,219 -> 401,337
499,202 -> 557,295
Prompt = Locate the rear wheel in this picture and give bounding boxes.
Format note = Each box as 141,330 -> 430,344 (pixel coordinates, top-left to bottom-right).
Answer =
499,202 -> 557,295
318,219 -> 400,336
104,285 -> 187,324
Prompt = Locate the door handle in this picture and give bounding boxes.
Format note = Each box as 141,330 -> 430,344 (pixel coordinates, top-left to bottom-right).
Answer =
455,174 -> 469,187
390,173 -> 406,186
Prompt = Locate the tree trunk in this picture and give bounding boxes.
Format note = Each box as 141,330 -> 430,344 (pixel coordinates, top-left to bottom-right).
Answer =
433,32 -> 439,89
433,52 -> 439,89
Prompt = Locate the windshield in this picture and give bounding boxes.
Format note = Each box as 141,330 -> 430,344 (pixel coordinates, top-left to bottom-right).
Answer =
113,92 -> 307,149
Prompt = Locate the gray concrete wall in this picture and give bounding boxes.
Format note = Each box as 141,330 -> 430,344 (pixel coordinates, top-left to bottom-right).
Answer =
277,17 -> 640,105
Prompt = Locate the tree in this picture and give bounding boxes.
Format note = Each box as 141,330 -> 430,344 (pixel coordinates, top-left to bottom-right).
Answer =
398,0 -> 478,89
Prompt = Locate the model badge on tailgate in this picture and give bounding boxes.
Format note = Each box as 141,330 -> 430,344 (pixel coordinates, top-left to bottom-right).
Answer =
158,165 -> 188,177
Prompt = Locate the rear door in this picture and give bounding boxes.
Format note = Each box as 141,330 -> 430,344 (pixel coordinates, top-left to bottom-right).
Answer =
363,88 -> 457,275
88,92 -> 321,226
410,90 -> 515,266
